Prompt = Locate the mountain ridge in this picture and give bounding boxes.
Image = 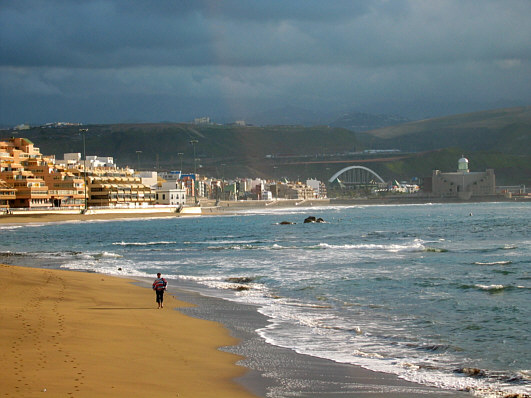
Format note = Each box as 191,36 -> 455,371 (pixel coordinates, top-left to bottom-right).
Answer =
1,106 -> 529,186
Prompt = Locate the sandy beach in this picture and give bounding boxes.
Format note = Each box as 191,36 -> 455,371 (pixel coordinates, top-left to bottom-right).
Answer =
0,264 -> 256,398
0,211 -> 187,225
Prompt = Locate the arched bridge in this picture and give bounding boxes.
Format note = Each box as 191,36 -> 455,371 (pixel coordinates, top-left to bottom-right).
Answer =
328,166 -> 386,186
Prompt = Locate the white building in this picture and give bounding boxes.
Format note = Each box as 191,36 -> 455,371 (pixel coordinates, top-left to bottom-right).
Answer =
137,171 -> 158,188
306,179 -> 327,198
158,171 -> 182,181
155,188 -> 186,206
156,180 -> 187,206
86,156 -> 115,168
64,153 -> 81,162
54,153 -> 81,167
56,153 -> 116,169
262,190 -> 273,200
431,157 -> 495,199
193,116 -> 211,125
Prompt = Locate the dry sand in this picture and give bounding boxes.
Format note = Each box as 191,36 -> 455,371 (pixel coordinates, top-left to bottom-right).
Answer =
0,264 -> 257,398
0,211 -> 185,225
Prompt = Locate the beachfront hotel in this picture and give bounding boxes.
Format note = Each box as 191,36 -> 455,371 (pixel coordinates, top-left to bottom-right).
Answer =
87,175 -> 156,207
1,138 -> 54,208
0,137 -> 155,209
0,179 -> 16,208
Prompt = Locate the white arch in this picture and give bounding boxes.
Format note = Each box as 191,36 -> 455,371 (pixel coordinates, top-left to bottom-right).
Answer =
328,165 -> 386,183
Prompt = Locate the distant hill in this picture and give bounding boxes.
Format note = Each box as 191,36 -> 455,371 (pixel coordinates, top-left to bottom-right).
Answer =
1,123 -> 361,179
1,107 -> 529,186
362,106 -> 531,154
246,105 -> 332,126
246,106 -> 411,130
330,111 -> 410,132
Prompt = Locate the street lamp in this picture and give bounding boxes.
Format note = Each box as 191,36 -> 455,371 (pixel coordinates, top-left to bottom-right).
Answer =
189,140 -> 198,198
177,152 -> 184,172
136,150 -> 142,173
189,140 -> 198,176
221,163 -> 226,180
79,128 -> 89,212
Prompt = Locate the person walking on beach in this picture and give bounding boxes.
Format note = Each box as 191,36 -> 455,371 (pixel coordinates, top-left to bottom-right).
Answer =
152,273 -> 167,309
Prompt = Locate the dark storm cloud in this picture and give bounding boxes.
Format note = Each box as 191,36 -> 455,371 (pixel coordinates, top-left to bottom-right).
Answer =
1,0 -> 530,124
0,1 -> 376,68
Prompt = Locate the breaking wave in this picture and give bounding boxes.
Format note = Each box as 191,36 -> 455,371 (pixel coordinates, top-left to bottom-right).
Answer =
113,241 -> 176,246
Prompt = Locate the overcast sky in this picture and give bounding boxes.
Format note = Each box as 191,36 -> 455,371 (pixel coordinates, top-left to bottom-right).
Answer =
1,0 -> 530,125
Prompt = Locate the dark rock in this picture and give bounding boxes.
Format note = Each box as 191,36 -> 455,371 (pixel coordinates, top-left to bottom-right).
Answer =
304,216 -> 325,223
456,367 -> 486,377
279,221 -> 295,225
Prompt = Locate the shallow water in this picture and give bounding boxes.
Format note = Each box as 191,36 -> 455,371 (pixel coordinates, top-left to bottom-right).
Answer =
2,202 -> 530,397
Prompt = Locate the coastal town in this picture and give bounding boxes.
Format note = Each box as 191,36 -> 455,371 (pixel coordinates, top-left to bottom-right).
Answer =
0,136 -> 330,213
1,135 -> 528,215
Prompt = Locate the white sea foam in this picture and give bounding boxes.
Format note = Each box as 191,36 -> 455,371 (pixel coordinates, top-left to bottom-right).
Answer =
475,284 -> 506,291
253,299 -> 530,397
0,223 -> 45,229
314,241 -> 426,252
199,239 -> 262,245
94,251 -> 123,258
0,225 -> 23,230
60,262 -> 152,279
178,268 -> 530,398
113,241 -> 176,246
474,261 -> 512,265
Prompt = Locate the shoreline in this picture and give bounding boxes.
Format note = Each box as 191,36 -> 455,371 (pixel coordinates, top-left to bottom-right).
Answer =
169,279 -> 472,398
1,195 -> 528,225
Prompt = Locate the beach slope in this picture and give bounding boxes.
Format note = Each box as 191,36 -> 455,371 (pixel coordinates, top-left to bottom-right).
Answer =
0,264 -> 256,398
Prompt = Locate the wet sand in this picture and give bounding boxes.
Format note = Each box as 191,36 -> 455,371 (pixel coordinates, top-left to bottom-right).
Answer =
0,264 -> 256,398
173,281 -> 472,398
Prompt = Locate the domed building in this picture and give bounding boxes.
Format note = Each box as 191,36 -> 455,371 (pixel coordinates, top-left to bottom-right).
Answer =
457,156 -> 469,172
431,156 -> 495,200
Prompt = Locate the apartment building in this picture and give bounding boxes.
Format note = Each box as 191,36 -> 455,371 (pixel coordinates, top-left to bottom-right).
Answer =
88,174 -> 156,207
0,179 -> 16,209
269,181 -> 316,199
0,137 -> 155,209
0,138 -> 52,208
23,156 -> 85,207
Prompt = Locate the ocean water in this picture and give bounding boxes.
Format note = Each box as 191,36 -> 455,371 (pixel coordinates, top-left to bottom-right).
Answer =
1,202 -> 530,397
